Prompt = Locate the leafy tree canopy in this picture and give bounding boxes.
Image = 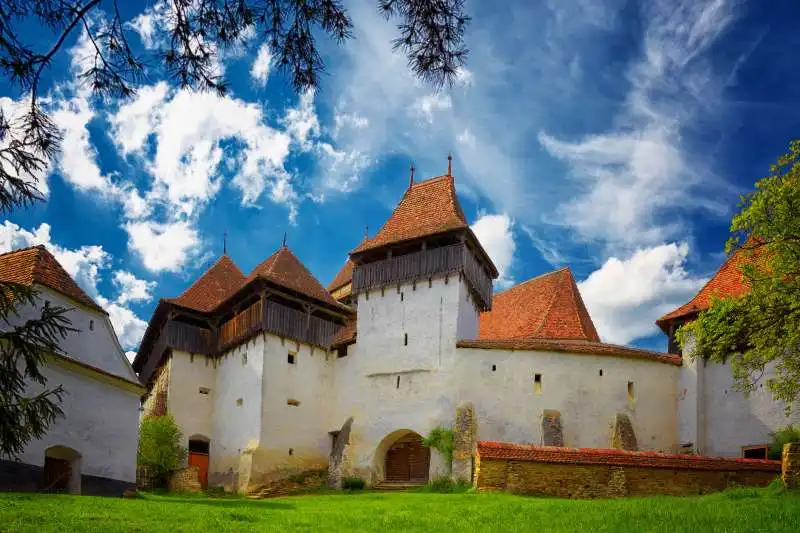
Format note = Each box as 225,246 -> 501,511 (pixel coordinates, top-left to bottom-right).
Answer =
678,139 -> 800,409
137,414 -> 187,484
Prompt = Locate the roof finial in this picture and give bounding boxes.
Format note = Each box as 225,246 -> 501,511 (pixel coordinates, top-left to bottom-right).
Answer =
282,231 -> 287,248
409,161 -> 415,188
223,229 -> 227,255
364,224 -> 369,239
447,152 -> 452,177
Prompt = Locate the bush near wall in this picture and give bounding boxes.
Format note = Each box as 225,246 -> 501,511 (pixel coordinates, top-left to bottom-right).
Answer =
475,441 -> 781,499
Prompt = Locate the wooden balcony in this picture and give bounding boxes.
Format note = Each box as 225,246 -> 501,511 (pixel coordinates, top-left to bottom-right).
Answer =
351,243 -> 493,309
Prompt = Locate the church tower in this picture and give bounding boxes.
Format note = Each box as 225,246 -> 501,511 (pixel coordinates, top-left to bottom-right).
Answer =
348,163 -> 497,375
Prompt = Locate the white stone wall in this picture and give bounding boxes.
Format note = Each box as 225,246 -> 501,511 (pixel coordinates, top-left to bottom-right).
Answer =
8,286 -> 138,383
168,351 -> 216,447
454,347 -> 680,452
18,363 -> 140,483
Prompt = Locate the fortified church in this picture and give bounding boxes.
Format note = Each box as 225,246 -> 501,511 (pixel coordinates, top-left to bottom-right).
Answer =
133,166 -> 800,492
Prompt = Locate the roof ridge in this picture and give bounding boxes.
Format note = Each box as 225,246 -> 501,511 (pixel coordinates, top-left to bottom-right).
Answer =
532,270 -> 565,337
494,267 -> 570,296
178,254 -> 242,298
562,267 -> 600,342
0,243 -> 46,259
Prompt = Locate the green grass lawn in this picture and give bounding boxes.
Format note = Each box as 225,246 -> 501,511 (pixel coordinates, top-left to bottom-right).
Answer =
1,486 -> 800,533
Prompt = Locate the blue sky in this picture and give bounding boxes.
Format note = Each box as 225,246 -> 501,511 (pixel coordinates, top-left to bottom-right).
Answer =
1,0 -> 798,358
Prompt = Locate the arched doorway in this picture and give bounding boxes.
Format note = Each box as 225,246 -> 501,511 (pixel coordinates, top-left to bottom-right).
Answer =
188,435 -> 210,488
43,445 -> 81,494
382,432 -> 430,483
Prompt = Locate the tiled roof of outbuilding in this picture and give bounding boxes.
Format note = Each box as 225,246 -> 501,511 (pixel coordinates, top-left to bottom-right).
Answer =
327,258 -> 354,292
478,268 -> 600,342
168,254 -> 245,312
656,245 -> 763,330
476,442 -> 781,472
0,245 -> 105,313
352,175 -> 468,254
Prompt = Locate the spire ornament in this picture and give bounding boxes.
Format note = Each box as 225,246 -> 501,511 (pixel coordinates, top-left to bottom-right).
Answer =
282,231 -> 287,247
223,229 -> 227,255
409,161 -> 415,188
447,153 -> 452,177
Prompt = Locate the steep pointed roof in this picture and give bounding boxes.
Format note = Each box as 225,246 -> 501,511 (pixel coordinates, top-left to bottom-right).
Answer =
0,245 -> 104,313
248,245 -> 342,308
352,175 -> 469,254
656,246 -> 763,331
327,258 -> 354,292
168,254 -> 245,312
478,267 -> 600,342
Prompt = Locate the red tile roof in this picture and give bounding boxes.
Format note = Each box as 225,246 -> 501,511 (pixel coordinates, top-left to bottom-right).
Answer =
476,441 -> 781,472
327,258 -> 353,292
0,245 -> 105,313
248,246 -> 344,309
352,175 -> 469,254
478,268 -> 600,342
457,338 -> 681,366
656,246 -> 763,331
331,314 -> 357,347
168,255 -> 245,313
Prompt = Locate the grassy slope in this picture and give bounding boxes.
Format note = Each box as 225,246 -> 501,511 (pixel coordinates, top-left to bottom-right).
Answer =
1,487 -> 800,533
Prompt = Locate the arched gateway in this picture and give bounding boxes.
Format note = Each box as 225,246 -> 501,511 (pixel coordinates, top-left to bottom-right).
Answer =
380,431 -> 430,483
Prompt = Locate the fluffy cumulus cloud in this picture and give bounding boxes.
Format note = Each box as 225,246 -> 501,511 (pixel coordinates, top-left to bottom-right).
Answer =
123,221 -> 201,273
470,213 -> 516,288
410,93 -> 453,124
578,242 -> 707,344
0,221 -> 153,350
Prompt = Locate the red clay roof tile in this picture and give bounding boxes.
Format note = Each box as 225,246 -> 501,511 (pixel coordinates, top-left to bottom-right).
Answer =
327,258 -> 353,292
168,254 -> 245,313
0,245 -> 105,313
352,175 -> 468,254
457,338 -> 681,366
476,441 -> 780,472
247,246 -> 344,309
478,268 -> 600,342
656,246 -> 764,330
331,314 -> 357,347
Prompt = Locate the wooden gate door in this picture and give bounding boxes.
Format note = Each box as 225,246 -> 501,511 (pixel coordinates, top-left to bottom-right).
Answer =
188,452 -> 209,488
43,456 -> 71,492
385,433 -> 430,482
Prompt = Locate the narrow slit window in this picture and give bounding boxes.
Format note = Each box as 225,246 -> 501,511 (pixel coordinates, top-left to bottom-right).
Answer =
396,376 -> 400,389
492,364 -> 497,372
627,381 -> 635,402
599,369 -> 603,377
288,351 -> 297,365
88,319 -> 94,331
403,333 -> 408,346
534,373 -> 542,395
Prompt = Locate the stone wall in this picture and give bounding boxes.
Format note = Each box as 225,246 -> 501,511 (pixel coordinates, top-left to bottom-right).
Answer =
168,466 -> 202,493
475,441 -> 780,498
783,442 -> 800,489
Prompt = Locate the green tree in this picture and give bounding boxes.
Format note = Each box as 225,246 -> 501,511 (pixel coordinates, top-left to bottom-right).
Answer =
678,139 -> 800,409
422,426 -> 454,474
137,414 -> 187,486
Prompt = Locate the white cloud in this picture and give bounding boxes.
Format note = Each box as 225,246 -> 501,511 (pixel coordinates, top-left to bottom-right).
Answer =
0,221 -> 151,350
332,111 -> 369,139
282,89 -> 320,150
251,44 -> 272,86
113,271 -> 157,305
455,67 -> 474,87
456,128 -> 476,149
539,0 -> 737,251
124,220 -> 201,273
315,143 -> 371,194
470,213 -> 516,289
578,242 -> 707,344
410,93 -> 453,124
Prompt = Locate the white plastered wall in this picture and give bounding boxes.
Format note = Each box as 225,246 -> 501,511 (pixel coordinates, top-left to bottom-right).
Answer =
454,347 -> 680,452
18,363 -> 140,484
168,350 -> 216,449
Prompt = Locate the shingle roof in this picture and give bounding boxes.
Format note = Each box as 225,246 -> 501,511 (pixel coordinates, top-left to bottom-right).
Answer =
331,314 -> 357,347
476,442 -> 780,472
168,254 -> 245,313
0,245 -> 105,313
656,246 -> 762,331
327,258 -> 353,292
457,338 -> 681,366
352,175 -> 469,254
478,268 -> 600,342
248,246 -> 344,309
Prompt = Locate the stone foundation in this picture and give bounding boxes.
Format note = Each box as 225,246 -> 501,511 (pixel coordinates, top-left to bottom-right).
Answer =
452,403 -> 476,482
611,413 -> 637,451
541,410 -> 563,447
475,441 -> 780,498
168,466 -> 202,493
783,442 -> 800,489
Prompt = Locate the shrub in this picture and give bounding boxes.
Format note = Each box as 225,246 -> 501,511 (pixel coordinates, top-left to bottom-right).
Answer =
137,414 -> 187,488
422,427 -> 455,473
768,425 -> 800,460
342,477 -> 366,491
423,476 -> 471,493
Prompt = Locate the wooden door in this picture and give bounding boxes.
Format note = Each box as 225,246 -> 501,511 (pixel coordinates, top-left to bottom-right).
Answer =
188,452 -> 209,488
43,456 -> 71,492
385,434 -> 430,482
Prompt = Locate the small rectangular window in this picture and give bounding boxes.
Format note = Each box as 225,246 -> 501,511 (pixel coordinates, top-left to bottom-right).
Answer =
287,399 -> 300,407
627,381 -> 635,402
288,351 -> 297,365
199,387 -> 210,395
403,333 -> 408,346
534,373 -> 542,395
236,398 -> 243,407
89,319 -> 94,331
742,445 -> 768,459
337,346 -> 348,358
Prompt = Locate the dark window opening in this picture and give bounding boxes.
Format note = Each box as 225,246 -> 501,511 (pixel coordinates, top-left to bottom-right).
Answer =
396,376 -> 400,389
628,381 -> 635,402
189,440 -> 210,454
492,364 -> 496,372
88,320 -> 94,331
742,445 -> 767,460
198,387 -> 210,395
400,292 -> 404,302
599,369 -> 603,377
288,448 -> 294,456
534,373 -> 542,395
337,345 -> 348,358
403,333 -> 408,346
288,352 -> 296,365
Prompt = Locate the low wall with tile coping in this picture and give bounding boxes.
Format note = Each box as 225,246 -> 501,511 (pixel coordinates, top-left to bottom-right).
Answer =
475,441 -> 781,498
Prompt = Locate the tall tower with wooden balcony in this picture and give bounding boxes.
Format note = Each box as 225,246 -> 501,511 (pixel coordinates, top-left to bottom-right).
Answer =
349,171 -> 498,376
